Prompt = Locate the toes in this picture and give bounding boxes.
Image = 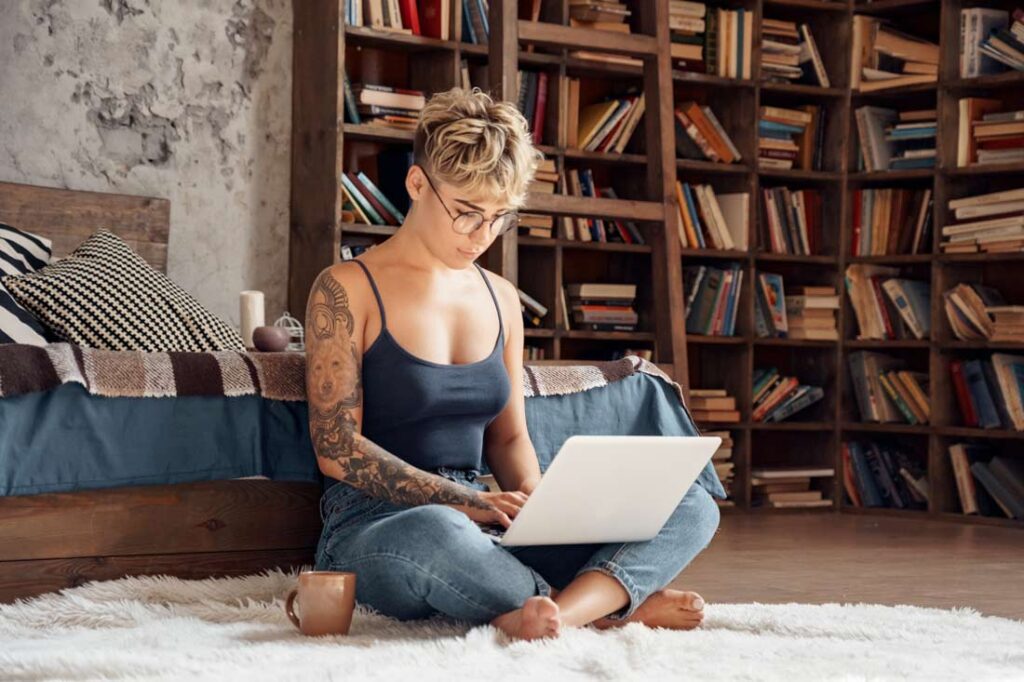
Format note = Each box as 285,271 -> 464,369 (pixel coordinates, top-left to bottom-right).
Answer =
685,592 -> 706,611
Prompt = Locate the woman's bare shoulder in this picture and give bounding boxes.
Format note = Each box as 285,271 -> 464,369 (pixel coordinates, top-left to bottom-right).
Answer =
308,261 -> 374,324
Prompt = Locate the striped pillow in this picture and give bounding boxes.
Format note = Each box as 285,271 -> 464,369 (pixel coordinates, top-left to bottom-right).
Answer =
0,223 -> 53,345
1,229 -> 245,352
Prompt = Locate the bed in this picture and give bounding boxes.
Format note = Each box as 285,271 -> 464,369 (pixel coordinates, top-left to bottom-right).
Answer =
0,181 -> 725,604
0,181 -> 323,603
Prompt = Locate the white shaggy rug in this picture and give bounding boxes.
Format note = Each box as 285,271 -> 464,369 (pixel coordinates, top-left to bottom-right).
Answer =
1,567 -> 1022,681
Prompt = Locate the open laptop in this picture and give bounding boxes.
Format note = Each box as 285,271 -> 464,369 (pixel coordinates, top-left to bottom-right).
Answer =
477,434 -> 721,546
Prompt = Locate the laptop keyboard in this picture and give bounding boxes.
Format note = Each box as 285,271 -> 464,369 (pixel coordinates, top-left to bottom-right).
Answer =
477,523 -> 507,542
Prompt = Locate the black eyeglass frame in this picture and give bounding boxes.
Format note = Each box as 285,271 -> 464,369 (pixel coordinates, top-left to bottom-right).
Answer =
420,168 -> 519,238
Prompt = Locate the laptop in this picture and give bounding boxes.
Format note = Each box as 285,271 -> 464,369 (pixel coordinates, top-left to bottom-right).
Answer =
477,434 -> 721,546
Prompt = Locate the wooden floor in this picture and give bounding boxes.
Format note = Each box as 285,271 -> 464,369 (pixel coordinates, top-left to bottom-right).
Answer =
671,510 -> 1024,620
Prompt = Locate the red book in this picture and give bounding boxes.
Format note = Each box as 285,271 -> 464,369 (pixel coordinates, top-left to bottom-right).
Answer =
977,136 -> 1024,150
532,71 -> 548,145
399,0 -> 421,35
420,0 -> 444,39
870,276 -> 895,339
950,359 -> 979,427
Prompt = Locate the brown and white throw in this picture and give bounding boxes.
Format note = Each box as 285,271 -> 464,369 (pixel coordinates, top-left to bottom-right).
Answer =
0,342 -> 682,404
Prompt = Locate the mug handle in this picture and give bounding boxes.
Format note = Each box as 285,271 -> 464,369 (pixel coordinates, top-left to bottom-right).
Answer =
285,589 -> 301,629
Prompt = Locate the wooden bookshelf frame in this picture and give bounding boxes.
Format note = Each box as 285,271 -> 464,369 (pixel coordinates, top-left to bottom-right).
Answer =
288,0 -> 1024,527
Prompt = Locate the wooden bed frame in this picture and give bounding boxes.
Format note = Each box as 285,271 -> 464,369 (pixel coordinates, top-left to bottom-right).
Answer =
0,181 -> 321,603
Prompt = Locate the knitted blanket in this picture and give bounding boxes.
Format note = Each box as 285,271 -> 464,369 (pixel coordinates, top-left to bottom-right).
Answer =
0,342 -> 682,404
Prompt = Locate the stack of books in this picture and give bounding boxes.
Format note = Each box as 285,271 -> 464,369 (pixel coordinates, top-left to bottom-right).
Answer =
561,169 -> 645,243
704,428 -> 735,501
752,367 -> 825,423
990,306 -> 1024,342
516,70 -> 552,145
524,345 -> 547,361
674,183 -> 748,250
342,78 -> 425,131
848,351 -> 930,425
956,98 -> 1024,167
573,92 -> 646,153
754,271 -> 787,337
751,466 -> 834,508
758,105 -> 823,170
942,282 -> 1006,341
851,17 -> 939,91
844,441 -> 928,510
565,282 -> 638,332
960,7 -> 1024,76
689,389 -> 740,424
851,188 -> 933,256
528,158 -> 560,195
950,444 -> 1024,519
340,170 -> 407,227
669,0 -> 708,73
844,265 -> 931,340
567,1 -> 641,67
520,158 -> 560,239
854,107 -> 937,171
760,187 -> 822,255
684,264 -> 744,337
519,287 -> 549,329
760,19 -> 830,86
786,286 -> 839,341
950,355 -> 1024,431
673,102 -> 742,165
942,186 -> 1024,253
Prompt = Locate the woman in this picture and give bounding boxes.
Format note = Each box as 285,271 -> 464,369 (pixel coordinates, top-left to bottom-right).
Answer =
306,87 -> 720,641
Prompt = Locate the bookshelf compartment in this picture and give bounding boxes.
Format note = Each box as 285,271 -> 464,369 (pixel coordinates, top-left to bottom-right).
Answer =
516,66 -> 562,148
841,261 -> 931,341
933,261 -> 1024,344
840,435 -> 930,512
932,348 -> 1024,432
519,245 -> 557,331
757,181 -> 842,256
674,82 -> 757,165
761,7 -> 852,89
758,92 -> 847,173
344,43 -> 457,102
841,346 -> 931,424
687,344 -> 751,422
753,345 -> 838,422
750,429 -> 837,509
561,248 -> 654,335
934,435 -> 1023,523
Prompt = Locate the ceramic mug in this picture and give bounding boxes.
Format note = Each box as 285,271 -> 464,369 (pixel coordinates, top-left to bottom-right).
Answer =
285,570 -> 357,636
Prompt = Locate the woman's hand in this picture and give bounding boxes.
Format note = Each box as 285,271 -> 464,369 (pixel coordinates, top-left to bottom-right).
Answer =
448,490 -> 530,528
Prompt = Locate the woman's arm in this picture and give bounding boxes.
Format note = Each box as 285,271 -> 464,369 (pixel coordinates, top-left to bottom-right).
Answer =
305,266 -> 493,510
482,276 -> 543,495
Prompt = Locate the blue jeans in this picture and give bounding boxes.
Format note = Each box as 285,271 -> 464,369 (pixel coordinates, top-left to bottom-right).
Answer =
314,467 -> 721,625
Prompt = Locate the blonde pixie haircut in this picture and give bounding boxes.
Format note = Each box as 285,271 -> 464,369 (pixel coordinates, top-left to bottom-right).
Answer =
413,86 -> 544,211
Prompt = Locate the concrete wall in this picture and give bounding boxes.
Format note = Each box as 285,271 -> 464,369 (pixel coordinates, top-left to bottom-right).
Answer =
0,0 -> 293,329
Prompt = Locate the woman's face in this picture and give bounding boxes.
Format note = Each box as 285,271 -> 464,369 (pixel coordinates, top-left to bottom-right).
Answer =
407,165 -> 514,265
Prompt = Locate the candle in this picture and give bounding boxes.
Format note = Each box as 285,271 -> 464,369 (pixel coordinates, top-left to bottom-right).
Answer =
239,290 -> 265,349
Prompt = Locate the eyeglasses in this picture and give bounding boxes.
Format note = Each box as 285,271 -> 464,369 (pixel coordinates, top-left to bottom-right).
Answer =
421,169 -> 519,238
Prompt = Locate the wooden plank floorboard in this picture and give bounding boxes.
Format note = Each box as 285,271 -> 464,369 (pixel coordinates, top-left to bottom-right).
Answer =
670,512 -> 1024,620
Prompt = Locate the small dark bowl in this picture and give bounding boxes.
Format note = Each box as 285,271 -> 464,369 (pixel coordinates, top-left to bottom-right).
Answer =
253,325 -> 291,352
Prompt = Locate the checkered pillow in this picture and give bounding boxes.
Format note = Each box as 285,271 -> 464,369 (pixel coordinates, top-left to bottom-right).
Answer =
1,228 -> 245,352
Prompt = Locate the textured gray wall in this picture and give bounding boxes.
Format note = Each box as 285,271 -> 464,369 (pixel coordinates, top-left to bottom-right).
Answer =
0,0 -> 293,329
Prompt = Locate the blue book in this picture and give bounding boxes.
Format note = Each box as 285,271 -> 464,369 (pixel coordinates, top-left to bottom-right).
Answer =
889,157 -> 936,169
849,442 -> 886,507
759,120 -> 804,135
340,174 -> 383,224
681,184 -> 706,249
963,359 -> 1002,429
884,278 -> 931,339
462,0 -> 477,44
476,0 -> 490,38
885,127 -> 937,139
722,264 -> 742,335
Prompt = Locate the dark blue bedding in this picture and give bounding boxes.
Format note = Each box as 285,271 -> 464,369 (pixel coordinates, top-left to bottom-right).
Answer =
0,371 -> 726,500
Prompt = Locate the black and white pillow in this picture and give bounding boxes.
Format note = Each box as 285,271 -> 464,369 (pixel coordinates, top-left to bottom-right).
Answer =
0,223 -> 53,345
1,228 -> 245,352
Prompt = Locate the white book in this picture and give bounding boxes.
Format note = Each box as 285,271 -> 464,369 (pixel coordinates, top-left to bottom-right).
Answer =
949,187 -> 1024,210
717,192 -> 749,251
955,199 -> 1024,220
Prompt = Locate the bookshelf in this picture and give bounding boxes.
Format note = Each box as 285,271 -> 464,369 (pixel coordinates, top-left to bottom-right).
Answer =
288,0 -> 1024,527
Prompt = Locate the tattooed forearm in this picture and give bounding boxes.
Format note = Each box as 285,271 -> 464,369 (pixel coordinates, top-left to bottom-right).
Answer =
305,268 -> 491,510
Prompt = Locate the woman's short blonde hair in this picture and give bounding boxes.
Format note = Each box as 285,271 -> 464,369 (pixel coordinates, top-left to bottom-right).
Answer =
413,86 -> 544,211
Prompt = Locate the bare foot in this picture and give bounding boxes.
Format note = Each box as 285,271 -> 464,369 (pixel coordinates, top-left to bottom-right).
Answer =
591,589 -> 706,631
491,595 -> 562,641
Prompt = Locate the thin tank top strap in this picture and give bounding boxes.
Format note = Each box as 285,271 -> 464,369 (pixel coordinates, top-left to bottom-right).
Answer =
473,262 -> 503,333
351,259 -> 387,328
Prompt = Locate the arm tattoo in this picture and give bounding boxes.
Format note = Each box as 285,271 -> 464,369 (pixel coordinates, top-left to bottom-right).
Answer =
305,269 -> 492,510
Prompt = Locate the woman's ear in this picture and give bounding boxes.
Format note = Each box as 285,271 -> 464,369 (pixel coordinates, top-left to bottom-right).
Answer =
406,164 -> 426,202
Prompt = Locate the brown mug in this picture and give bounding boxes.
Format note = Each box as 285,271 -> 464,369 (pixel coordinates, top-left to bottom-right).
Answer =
285,570 -> 357,636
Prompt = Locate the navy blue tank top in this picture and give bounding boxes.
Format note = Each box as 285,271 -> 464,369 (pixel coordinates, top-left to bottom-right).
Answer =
351,258 -> 512,473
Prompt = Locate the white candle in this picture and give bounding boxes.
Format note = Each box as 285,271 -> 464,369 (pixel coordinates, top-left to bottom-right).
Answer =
239,290 -> 265,349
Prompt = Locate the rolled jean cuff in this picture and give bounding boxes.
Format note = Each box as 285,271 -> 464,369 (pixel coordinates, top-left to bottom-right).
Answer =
575,559 -> 643,621
527,564 -> 554,600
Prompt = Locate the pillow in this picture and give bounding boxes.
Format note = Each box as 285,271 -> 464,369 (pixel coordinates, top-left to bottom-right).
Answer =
0,223 -> 53,345
1,228 -> 245,352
